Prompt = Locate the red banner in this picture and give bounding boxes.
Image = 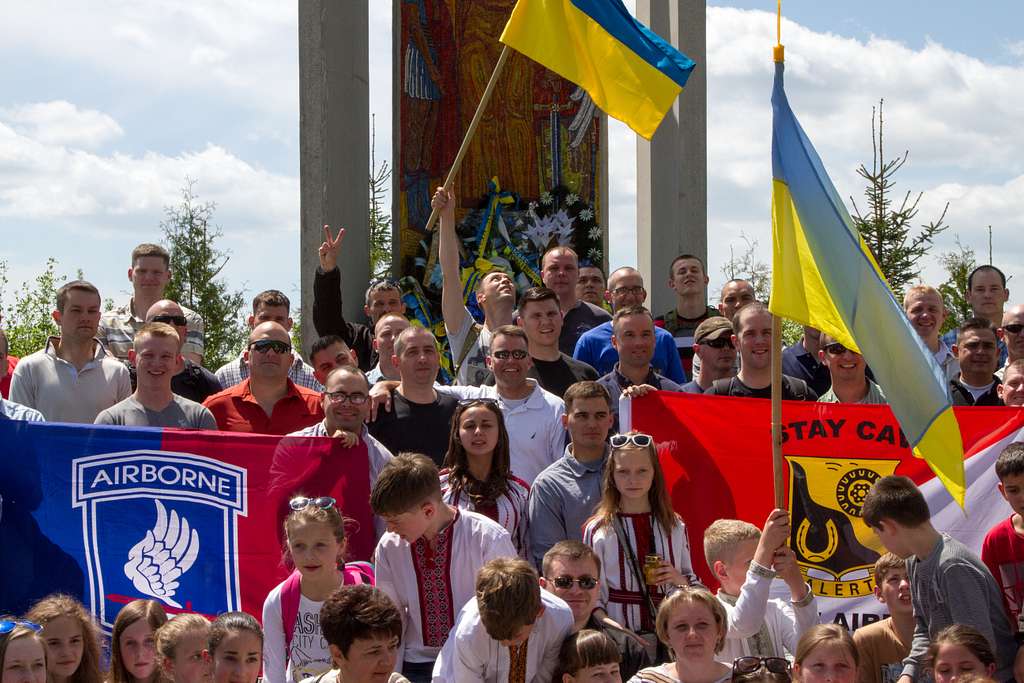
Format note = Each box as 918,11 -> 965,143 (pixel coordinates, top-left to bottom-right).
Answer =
630,393 -> 1024,629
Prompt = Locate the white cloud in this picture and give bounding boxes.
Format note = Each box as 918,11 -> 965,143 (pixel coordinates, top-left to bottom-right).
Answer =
0,101 -> 124,149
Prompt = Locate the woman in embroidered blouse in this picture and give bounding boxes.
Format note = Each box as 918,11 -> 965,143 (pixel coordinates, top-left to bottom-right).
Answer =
583,432 -> 698,635
439,398 -> 530,556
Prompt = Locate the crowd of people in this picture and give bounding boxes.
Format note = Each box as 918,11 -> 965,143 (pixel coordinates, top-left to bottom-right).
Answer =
1,181 -> 1023,683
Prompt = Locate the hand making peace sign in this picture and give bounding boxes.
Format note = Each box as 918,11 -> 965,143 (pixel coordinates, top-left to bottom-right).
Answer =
319,224 -> 344,271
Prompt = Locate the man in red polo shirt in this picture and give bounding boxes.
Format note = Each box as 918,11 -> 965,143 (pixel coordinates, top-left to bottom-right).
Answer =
203,321 -> 323,434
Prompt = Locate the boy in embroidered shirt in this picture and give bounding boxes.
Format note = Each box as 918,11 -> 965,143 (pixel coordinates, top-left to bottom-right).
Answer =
431,557 -> 573,682
983,442 -> 1024,632
371,453 -> 517,683
853,553 -> 913,683
703,510 -> 818,664
863,475 -> 1018,683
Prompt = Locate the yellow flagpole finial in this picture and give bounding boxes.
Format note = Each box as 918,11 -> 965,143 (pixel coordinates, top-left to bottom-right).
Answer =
773,0 -> 784,62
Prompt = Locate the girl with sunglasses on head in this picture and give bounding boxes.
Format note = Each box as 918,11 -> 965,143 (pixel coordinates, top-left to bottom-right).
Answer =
25,595 -> 102,683
155,613 -> 211,683
439,398 -> 530,557
108,600 -> 167,683
262,496 -> 374,683
1,618 -> 47,683
731,657 -> 791,683
583,432 -> 699,647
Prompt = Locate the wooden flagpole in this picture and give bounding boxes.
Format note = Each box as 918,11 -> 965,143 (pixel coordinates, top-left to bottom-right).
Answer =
422,45 -> 511,233
770,314 -> 785,509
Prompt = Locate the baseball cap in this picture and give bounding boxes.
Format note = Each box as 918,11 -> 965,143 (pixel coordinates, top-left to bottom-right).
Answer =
694,317 -> 733,344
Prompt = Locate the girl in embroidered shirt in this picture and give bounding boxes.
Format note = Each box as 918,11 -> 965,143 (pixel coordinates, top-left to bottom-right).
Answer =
155,613 -> 211,683
583,432 -> 698,636
262,497 -> 374,683
440,398 -> 530,556
107,600 -> 167,683
26,594 -> 102,683
209,613 -> 262,683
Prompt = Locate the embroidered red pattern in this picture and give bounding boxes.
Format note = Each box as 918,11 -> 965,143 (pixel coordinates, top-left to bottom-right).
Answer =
410,511 -> 458,648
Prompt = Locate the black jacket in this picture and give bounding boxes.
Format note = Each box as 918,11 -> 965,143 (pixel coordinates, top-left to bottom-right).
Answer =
312,266 -> 375,371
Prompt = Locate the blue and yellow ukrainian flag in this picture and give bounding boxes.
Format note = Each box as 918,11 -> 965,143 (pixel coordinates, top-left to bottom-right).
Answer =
768,59 -> 966,506
500,0 -> 695,139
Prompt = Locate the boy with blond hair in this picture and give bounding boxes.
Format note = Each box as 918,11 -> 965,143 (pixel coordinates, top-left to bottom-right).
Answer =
371,453 -> 517,682
863,475 -> 1017,683
431,557 -> 573,682
853,553 -> 913,683
703,510 -> 818,664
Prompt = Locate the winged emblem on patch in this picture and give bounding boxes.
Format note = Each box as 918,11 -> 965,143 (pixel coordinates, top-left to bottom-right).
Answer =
123,500 -> 200,607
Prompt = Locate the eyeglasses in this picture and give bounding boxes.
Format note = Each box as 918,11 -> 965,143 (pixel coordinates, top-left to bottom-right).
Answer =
150,314 -> 188,327
612,285 -> 645,297
0,620 -> 42,635
288,496 -> 337,511
1003,324 -> 1023,335
492,349 -> 529,360
733,657 -> 791,675
324,391 -> 368,405
249,339 -> 292,354
550,575 -> 598,590
700,337 -> 733,349
458,397 -> 500,407
824,342 -> 850,356
610,433 -> 653,448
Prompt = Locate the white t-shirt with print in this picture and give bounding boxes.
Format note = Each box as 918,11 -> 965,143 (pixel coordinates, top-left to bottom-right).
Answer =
262,582 -> 333,683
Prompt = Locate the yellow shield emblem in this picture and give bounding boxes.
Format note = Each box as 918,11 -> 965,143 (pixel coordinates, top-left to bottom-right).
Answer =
786,456 -> 900,598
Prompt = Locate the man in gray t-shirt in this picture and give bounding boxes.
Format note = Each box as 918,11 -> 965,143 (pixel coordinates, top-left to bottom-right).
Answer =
95,322 -> 217,430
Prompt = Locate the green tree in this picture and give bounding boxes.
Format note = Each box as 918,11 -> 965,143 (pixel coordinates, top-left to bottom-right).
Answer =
937,236 -> 976,335
0,258 -> 63,357
161,179 -> 247,370
850,100 -> 949,297
369,115 -> 393,280
720,234 -> 801,345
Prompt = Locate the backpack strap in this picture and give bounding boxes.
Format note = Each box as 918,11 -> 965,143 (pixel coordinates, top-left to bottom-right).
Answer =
342,561 -> 376,586
453,322 -> 483,379
280,569 -> 303,655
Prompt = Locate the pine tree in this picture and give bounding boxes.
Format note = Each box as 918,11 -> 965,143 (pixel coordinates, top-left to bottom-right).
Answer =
161,180 -> 247,370
850,100 -> 949,297
937,237 -> 976,335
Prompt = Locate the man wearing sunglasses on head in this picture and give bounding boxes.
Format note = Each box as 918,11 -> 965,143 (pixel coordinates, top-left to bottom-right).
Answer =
204,322 -> 323,434
682,317 -> 737,393
997,304 -> 1024,381
144,299 -> 222,403
816,333 -> 887,405
539,541 -> 650,681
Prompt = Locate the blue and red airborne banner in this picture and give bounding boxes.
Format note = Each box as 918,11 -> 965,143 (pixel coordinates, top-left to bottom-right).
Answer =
0,421 -> 372,624
629,393 -> 1024,630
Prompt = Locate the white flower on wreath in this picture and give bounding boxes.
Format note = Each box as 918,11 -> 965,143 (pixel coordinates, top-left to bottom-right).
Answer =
566,193 -> 580,206
540,192 -> 553,206
587,248 -> 602,262
524,208 -> 574,249
528,201 -> 538,211
578,208 -> 594,221
587,226 -> 602,241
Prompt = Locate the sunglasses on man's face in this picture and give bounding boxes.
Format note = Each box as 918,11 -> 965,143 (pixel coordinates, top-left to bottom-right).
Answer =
824,342 -> 849,356
550,575 -> 598,590
609,433 -> 653,448
732,657 -> 791,675
150,314 -> 188,327
1003,323 -> 1023,335
492,349 -> 528,360
249,339 -> 291,355
288,496 -> 337,511
701,337 -> 733,349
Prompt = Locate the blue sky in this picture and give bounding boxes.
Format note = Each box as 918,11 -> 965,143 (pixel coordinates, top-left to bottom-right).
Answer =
1,1 -> 1020,321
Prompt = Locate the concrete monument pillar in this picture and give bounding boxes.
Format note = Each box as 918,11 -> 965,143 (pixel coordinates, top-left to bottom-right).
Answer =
635,0 -> 707,317
298,1 -> 370,356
